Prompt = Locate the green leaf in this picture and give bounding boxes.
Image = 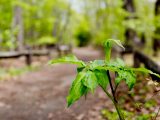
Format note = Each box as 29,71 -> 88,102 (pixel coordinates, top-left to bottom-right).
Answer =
130,67 -> 160,78
93,65 -> 118,72
115,77 -> 122,85
67,72 -> 87,107
103,39 -> 125,50
107,58 -> 125,67
94,70 -> 109,90
49,55 -> 86,67
82,70 -> 98,92
125,72 -> 136,90
90,60 -> 105,69
103,39 -> 125,62
115,70 -> 136,90
77,67 -> 85,73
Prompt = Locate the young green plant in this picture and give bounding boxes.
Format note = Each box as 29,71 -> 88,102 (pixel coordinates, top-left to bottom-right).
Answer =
49,39 -> 160,120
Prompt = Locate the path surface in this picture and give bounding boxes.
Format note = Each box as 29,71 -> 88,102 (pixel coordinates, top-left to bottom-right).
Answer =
0,47 -> 105,120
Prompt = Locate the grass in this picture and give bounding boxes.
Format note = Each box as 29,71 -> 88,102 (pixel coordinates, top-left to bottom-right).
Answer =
0,65 -> 39,80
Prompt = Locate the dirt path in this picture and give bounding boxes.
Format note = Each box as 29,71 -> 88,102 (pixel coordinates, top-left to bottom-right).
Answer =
0,47 -> 106,120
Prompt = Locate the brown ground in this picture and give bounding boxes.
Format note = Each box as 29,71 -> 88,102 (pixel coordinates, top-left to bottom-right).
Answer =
0,47 -> 107,120
0,47 -> 159,120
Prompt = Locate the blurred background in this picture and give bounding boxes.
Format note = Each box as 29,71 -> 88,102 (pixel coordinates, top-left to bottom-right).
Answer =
0,0 -> 160,120
0,0 -> 159,51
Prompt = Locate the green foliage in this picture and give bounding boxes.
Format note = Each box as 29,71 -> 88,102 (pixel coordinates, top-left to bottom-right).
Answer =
136,114 -> 155,120
107,58 -> 125,68
94,70 -> 109,90
76,30 -> 91,47
104,39 -> 125,50
0,30 -> 16,50
75,18 -> 91,47
0,0 -> 73,50
49,55 -> 86,67
87,0 -> 128,45
130,67 -> 160,78
102,109 -> 155,120
0,0 -> 158,50
115,70 -> 136,90
49,38 -> 160,120
0,0 -> 159,52
102,109 -> 119,120
67,71 -> 87,107
0,66 -> 38,80
144,99 -> 156,109
50,39 -> 160,108
104,39 -> 125,62
37,36 -> 57,46
102,109 -> 134,120
82,70 -> 98,93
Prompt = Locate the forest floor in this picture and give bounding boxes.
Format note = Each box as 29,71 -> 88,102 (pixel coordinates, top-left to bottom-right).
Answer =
0,47 -> 159,120
0,47 -> 106,120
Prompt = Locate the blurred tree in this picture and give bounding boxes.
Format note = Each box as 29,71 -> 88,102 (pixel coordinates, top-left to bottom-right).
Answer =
134,0 -> 155,49
153,0 -> 160,56
13,5 -> 24,51
74,0 -> 127,46
0,0 -> 73,50
123,0 -> 137,46
0,0 -> 158,52
122,0 -> 156,51
0,0 -> 14,50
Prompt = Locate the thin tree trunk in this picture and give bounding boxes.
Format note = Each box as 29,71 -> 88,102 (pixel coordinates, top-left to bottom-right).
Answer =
0,31 -> 2,50
58,4 -> 71,44
123,0 -> 135,42
153,0 -> 160,56
53,19 -> 59,38
123,0 -> 142,46
123,0 -> 135,13
124,0 -> 146,47
13,5 -> 24,51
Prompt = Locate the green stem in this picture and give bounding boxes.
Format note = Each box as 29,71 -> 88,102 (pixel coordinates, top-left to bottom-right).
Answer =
107,70 -> 125,120
107,71 -> 117,102
102,87 -> 114,101
105,48 -> 111,62
114,72 -> 119,94
104,41 -> 124,120
113,100 -> 125,120
103,88 -> 125,120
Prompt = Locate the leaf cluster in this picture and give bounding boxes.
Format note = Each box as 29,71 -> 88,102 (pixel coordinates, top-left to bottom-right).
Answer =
49,39 -> 160,107
49,56 -> 159,107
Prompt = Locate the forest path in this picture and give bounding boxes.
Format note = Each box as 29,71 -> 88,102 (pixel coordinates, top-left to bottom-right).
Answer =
0,47 -> 106,120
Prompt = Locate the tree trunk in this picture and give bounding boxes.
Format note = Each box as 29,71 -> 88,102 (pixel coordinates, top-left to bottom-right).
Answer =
123,0 -> 135,13
123,0 -> 136,45
123,0 -> 145,47
13,5 -> 24,51
134,51 -> 160,81
58,4 -> 71,44
52,19 -> 59,38
153,0 -> 160,56
0,30 -> 2,50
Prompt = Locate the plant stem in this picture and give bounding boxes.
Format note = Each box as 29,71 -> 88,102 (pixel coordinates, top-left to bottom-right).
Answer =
105,49 -> 111,62
114,83 -> 119,96
114,72 -> 119,95
103,88 -> 125,120
107,70 -> 125,120
102,87 -> 114,101
107,71 -> 117,102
